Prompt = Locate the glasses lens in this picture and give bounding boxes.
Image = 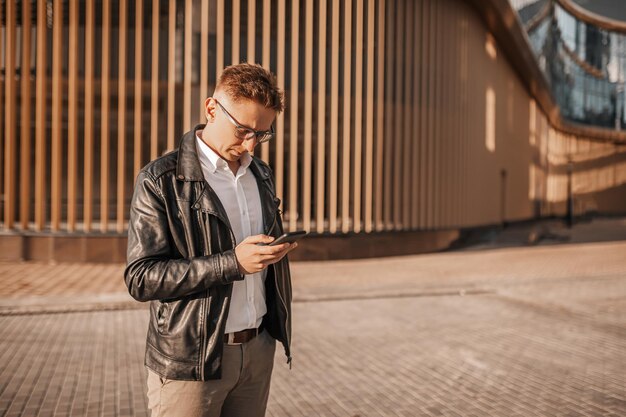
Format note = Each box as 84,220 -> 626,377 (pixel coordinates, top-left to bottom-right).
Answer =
257,132 -> 274,144
235,127 -> 256,140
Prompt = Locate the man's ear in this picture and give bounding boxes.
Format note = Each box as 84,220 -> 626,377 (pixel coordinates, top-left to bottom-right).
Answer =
204,97 -> 217,121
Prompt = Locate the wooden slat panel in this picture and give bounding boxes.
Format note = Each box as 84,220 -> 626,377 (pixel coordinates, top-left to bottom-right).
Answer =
260,0 -> 271,162
150,0 -> 159,161
4,0 -> 16,229
353,0 -> 364,233
84,0 -> 95,231
288,0 -> 300,231
411,0 -> 421,229
458,4 -> 469,226
101,0 -> 111,232
233,0 -> 241,64
117,0 -> 128,233
375,0 -> 385,231
134,0 -> 144,175
200,0 -> 209,122
248,0 -> 256,63
434,0 -> 442,228
19,0 -> 32,230
341,0 -> 352,233
276,0 -> 285,201
435,0 -> 443,227
450,1 -> 456,227
183,0 -> 192,130
217,0 -> 225,79
402,0 -> 413,228
383,0 -> 394,230
68,0 -> 78,231
418,0 -> 428,228
167,0 -> 176,151
427,0 -> 435,228
329,0 -> 340,233
0,21 -> 4,228
303,0 -> 313,231
439,3 -> 448,228
51,0 -> 63,231
392,0 -> 403,229
316,0 -> 328,233
35,0 -> 47,231
364,0 -> 375,233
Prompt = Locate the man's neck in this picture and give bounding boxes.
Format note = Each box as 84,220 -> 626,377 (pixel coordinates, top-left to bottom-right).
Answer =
227,160 -> 240,176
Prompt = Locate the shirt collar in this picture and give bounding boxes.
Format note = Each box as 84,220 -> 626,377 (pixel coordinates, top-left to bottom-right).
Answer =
195,131 -> 253,174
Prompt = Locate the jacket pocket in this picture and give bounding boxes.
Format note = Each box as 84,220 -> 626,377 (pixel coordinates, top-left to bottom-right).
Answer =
149,297 -> 203,363
156,302 -> 170,334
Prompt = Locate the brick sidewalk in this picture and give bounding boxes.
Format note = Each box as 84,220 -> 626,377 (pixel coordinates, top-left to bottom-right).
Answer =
1,267 -> 624,416
1,217 -> 625,416
1,239 -> 625,416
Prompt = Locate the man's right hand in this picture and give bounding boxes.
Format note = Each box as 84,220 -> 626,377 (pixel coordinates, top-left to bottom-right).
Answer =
234,234 -> 296,275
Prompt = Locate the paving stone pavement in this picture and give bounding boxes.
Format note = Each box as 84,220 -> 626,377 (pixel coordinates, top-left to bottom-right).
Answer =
0,219 -> 625,416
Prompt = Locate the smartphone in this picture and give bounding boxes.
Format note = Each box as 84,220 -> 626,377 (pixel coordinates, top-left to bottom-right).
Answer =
268,230 -> 308,246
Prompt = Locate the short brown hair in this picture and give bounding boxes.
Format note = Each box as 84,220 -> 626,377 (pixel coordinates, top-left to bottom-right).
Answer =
215,63 -> 284,113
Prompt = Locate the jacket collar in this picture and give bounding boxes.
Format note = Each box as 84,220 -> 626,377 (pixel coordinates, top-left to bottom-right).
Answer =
176,125 -> 207,181
180,125 -> 280,231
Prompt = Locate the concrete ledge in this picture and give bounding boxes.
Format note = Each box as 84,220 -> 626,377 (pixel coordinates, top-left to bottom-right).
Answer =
0,229 -> 460,263
0,233 -> 128,263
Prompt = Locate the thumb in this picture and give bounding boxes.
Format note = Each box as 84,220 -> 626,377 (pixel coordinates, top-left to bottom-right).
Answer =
244,234 -> 274,244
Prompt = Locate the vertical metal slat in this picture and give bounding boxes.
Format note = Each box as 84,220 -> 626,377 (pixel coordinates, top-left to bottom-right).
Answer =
288,0 -> 299,231
117,0 -> 128,233
341,0 -> 352,233
364,0 -> 375,233
4,0 -> 16,230
329,0 -> 340,233
375,0 -> 385,231
51,0 -> 63,231
316,0 -> 327,233
183,0 -> 192,130
84,0 -> 95,231
68,0 -> 78,231
247,0 -> 256,63
303,0 -> 313,232
200,0 -> 209,122
134,0 -> 144,176
276,0 -> 286,201
260,0 -> 271,162
260,0 -> 272,162
402,0 -> 413,228
150,0 -> 159,160
167,0 -> 176,151
217,0 -> 225,79
353,0 -> 364,233
233,0 -> 241,64
35,0 -> 47,231
101,0 -> 111,232
19,0 -> 32,230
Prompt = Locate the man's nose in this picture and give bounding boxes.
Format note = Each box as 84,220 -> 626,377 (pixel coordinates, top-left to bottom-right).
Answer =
243,139 -> 256,153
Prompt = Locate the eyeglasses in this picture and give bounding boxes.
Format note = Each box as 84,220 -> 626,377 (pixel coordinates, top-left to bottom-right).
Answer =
214,99 -> 275,144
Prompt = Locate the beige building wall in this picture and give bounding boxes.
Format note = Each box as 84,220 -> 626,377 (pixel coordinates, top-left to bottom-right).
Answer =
1,0 -> 625,240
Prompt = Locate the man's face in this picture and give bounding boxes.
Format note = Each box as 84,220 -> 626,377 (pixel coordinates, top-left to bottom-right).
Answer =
204,95 -> 276,162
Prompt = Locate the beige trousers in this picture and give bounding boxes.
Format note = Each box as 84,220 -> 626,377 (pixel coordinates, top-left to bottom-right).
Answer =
146,330 -> 276,417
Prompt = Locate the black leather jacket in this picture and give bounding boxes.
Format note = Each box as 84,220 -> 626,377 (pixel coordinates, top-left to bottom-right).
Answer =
124,126 -> 292,381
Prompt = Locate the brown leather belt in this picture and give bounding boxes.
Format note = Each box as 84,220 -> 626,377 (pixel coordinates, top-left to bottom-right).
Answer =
224,326 -> 262,344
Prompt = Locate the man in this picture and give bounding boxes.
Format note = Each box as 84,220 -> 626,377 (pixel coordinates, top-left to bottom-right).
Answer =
124,63 -> 296,417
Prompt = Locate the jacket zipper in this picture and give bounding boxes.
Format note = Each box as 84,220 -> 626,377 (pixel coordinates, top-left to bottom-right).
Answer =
266,207 -> 292,367
197,210 -> 210,381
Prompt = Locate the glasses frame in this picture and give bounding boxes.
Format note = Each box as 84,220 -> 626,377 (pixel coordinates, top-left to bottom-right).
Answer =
213,99 -> 275,144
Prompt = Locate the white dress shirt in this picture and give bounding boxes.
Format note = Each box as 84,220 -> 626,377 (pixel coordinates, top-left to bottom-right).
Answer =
195,132 -> 267,334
